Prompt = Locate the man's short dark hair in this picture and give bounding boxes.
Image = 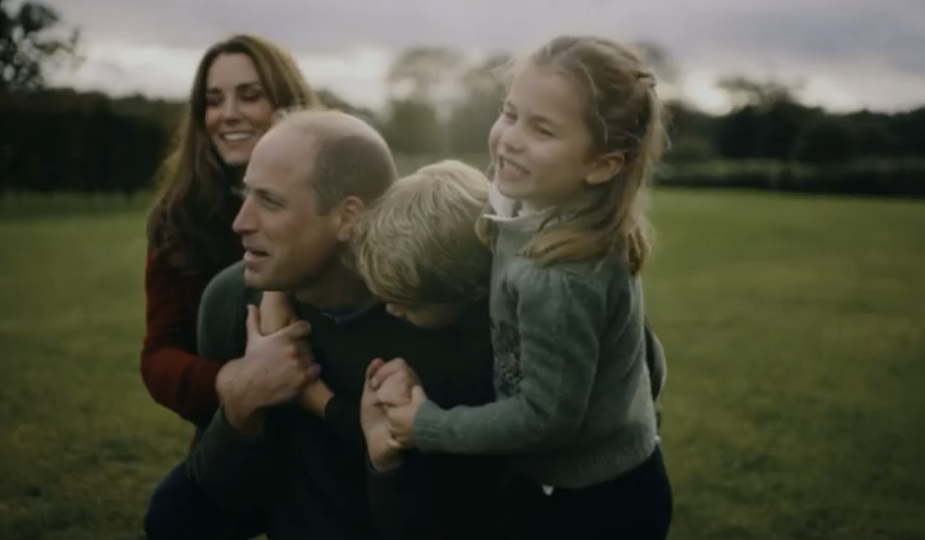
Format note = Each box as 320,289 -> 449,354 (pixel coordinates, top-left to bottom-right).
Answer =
274,109 -> 399,214
311,131 -> 398,214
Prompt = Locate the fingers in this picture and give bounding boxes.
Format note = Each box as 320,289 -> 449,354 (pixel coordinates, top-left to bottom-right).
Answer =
281,319 -> 312,340
369,358 -> 408,389
383,405 -> 400,422
375,384 -> 409,407
364,358 -> 386,390
292,337 -> 313,360
410,385 -> 426,404
366,358 -> 386,380
375,370 -> 414,405
384,421 -> 412,450
305,362 -> 322,380
245,304 -> 261,339
361,360 -> 385,406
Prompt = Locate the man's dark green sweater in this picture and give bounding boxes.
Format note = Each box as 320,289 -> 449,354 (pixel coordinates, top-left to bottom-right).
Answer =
186,261 -> 506,540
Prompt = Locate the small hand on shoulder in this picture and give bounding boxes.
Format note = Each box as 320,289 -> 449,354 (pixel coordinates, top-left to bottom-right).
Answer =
258,291 -> 332,417
219,291 -> 317,410
218,299 -> 318,432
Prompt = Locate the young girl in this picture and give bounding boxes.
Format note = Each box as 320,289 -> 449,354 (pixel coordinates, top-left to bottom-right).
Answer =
380,35 -> 673,539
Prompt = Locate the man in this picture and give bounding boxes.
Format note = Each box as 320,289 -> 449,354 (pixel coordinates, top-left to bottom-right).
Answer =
186,109 -> 507,540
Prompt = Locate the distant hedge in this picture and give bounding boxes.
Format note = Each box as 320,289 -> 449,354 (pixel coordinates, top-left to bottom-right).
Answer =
656,160 -> 925,198
0,92 -> 170,197
1,94 -> 923,200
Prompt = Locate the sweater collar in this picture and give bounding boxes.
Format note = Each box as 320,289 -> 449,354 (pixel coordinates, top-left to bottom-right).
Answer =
484,183 -> 555,223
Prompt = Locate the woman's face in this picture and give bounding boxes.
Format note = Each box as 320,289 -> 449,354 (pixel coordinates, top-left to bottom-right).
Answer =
203,52 -> 275,167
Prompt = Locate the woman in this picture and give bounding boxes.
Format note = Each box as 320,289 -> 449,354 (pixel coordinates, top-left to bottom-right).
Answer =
141,33 -> 321,540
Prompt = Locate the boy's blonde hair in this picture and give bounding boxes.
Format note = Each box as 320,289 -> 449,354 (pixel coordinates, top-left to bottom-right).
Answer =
351,159 -> 492,304
478,35 -> 668,274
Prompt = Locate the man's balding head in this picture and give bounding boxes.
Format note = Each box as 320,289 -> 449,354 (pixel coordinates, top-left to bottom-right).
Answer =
234,109 -> 397,295
272,109 -> 398,214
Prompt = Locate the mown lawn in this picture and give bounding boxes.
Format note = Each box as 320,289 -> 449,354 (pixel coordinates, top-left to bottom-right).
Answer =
1,187 -> 923,540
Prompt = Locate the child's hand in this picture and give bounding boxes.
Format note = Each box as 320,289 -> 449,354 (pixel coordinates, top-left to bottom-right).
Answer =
384,386 -> 427,449
370,358 -> 419,407
361,359 -> 403,471
259,291 -> 296,334
375,370 -> 413,408
260,291 -> 328,416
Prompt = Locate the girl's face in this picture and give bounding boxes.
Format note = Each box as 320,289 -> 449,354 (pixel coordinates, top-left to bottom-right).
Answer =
488,63 -> 601,210
203,52 -> 276,167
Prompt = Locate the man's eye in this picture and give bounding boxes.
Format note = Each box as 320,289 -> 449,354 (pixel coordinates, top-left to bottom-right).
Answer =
260,194 -> 283,208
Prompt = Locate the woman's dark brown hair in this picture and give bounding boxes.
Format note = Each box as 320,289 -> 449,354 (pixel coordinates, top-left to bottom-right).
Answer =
146,34 -> 322,276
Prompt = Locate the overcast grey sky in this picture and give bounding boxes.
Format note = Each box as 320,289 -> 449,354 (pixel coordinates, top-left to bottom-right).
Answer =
40,0 -> 925,112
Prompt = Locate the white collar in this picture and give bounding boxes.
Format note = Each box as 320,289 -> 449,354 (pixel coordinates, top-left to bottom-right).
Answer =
485,183 -> 542,221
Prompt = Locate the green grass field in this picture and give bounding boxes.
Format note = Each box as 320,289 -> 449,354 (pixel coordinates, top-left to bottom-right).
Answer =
1,188 -> 924,540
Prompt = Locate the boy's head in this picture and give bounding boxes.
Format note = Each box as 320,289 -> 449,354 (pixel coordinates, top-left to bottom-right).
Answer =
351,159 -> 492,329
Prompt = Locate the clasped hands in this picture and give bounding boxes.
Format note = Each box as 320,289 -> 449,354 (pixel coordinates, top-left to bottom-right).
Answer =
366,357 -> 428,448
246,292 -> 428,471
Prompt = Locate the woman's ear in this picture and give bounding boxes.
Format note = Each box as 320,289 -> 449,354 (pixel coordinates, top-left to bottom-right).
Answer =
585,151 -> 625,186
334,196 -> 366,242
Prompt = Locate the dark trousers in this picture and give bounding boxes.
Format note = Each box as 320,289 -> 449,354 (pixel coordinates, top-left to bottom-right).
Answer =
143,461 -> 266,540
508,446 -> 673,540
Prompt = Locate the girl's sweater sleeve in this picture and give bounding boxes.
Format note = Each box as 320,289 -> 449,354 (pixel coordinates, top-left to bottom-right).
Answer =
412,265 -> 607,455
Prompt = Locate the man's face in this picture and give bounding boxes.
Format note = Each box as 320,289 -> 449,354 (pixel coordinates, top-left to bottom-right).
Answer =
232,127 -> 342,292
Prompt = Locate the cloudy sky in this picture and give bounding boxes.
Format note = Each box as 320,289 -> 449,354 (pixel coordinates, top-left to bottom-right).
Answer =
39,0 -> 925,113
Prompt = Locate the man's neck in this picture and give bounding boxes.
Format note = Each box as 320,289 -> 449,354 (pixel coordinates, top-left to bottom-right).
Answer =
292,263 -> 376,315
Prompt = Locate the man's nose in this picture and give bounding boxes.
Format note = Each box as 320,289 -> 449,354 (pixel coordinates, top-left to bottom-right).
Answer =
232,198 -> 255,234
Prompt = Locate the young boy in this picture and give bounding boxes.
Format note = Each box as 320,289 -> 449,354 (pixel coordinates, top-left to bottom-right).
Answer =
351,159 -> 667,416
350,159 -> 494,331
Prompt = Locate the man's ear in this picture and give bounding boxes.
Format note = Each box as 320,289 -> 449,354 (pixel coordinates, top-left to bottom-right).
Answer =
334,196 -> 366,241
585,151 -> 625,186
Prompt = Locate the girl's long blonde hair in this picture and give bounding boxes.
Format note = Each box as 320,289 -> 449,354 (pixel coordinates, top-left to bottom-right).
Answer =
478,36 -> 668,275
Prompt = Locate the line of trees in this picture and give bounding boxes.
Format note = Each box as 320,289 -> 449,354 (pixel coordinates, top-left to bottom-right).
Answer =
1,1 -> 924,199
